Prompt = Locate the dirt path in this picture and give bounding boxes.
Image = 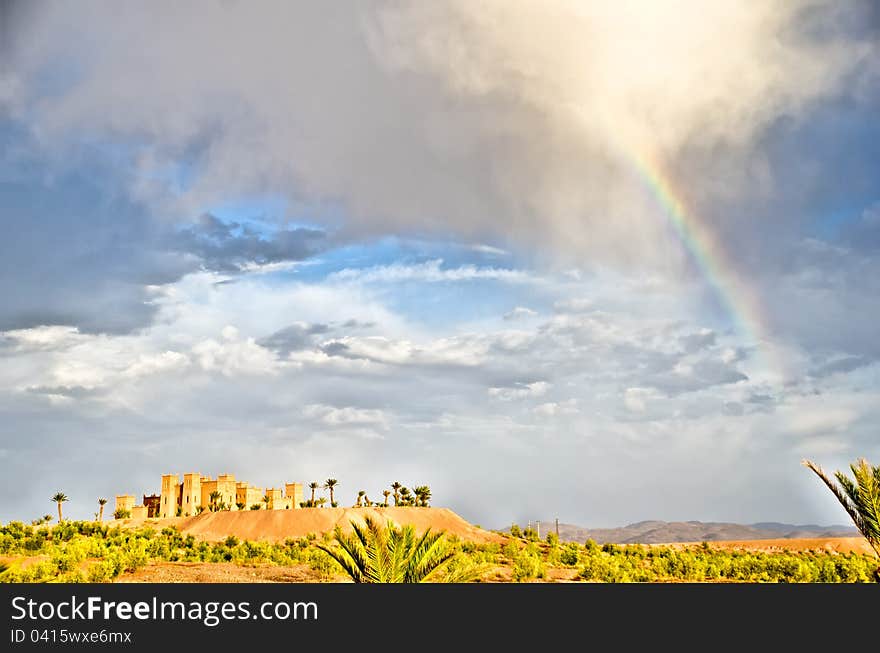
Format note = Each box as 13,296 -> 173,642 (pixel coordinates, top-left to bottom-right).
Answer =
116,561 -> 348,583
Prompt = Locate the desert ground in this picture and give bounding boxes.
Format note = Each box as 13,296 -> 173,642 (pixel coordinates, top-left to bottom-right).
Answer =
98,508 -> 871,582
114,506 -> 505,544
663,536 -> 872,555
3,508 -> 875,583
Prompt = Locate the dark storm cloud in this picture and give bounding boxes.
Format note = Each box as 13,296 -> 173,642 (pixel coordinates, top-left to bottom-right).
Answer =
6,1 -> 876,276
809,356 -> 871,379
257,322 -> 331,356
341,319 -> 375,329
0,127 -> 192,334
172,213 -> 325,272
320,341 -> 350,357
0,125 -> 326,334
26,385 -> 104,399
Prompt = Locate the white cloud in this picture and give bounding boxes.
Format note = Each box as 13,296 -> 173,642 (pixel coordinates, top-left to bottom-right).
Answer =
553,299 -> 594,313
303,404 -> 388,428
2,261 -> 878,526
122,351 -> 190,379
533,399 -> 579,417
503,306 -> 538,321
329,260 -> 530,285
489,381 -> 550,401
191,334 -> 278,377
623,387 -> 654,413
323,334 -> 493,367
470,244 -> 508,256
0,326 -> 84,351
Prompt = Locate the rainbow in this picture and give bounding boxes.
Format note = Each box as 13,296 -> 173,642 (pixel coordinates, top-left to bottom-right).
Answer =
629,150 -> 783,378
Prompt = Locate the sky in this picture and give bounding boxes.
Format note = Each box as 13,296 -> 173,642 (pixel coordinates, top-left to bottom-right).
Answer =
1,0 -> 878,527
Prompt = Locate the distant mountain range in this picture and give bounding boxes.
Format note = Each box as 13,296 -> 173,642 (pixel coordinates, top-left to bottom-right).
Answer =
503,520 -> 858,544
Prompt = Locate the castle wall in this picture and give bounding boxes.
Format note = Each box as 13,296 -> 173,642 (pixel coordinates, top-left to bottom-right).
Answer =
143,494 -> 160,518
237,482 -> 264,509
130,472 -> 305,517
200,479 -> 216,510
201,474 -> 238,511
217,476 -> 237,510
130,505 -> 147,520
265,487 -> 285,510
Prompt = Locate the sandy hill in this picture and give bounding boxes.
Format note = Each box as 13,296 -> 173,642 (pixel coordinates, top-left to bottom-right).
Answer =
118,507 -> 504,544
522,520 -> 857,544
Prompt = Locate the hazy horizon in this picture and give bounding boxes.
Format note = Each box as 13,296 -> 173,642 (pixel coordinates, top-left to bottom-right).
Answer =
1,1 -> 878,528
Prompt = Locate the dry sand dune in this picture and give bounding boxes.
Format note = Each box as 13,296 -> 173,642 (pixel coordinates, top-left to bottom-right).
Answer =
117,507 -> 505,544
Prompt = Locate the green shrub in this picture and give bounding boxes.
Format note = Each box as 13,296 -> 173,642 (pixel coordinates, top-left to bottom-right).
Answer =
0,519 -> 876,584
559,543 -> 580,566
513,550 -> 546,582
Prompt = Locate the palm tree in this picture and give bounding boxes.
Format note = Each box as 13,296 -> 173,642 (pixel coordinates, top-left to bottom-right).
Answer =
317,517 -> 457,583
42,514 -> 53,525
308,482 -> 319,506
97,498 -> 107,522
803,458 -> 880,558
414,485 -> 432,507
236,502 -> 245,511
391,482 -> 402,506
382,490 -> 391,507
317,497 -> 328,508
356,490 -> 366,508
51,492 -> 68,522
324,479 -> 339,507
209,490 -> 222,512
399,486 -> 413,506
262,494 -> 271,510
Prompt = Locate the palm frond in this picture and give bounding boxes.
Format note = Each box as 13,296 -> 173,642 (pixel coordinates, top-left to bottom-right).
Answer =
317,541 -> 365,582
322,517 -> 459,582
405,528 -> 455,582
436,558 -> 492,583
804,458 -> 880,558
850,459 -> 880,544
319,525 -> 371,583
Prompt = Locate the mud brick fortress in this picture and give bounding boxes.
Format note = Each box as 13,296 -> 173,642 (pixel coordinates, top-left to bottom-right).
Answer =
114,473 -> 303,519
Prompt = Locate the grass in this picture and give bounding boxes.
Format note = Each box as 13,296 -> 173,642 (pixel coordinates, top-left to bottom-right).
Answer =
0,520 -> 876,583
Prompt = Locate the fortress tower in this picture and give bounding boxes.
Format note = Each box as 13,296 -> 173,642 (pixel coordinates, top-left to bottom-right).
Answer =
182,473 -> 201,517
114,495 -> 134,517
285,482 -> 303,509
159,474 -> 180,518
